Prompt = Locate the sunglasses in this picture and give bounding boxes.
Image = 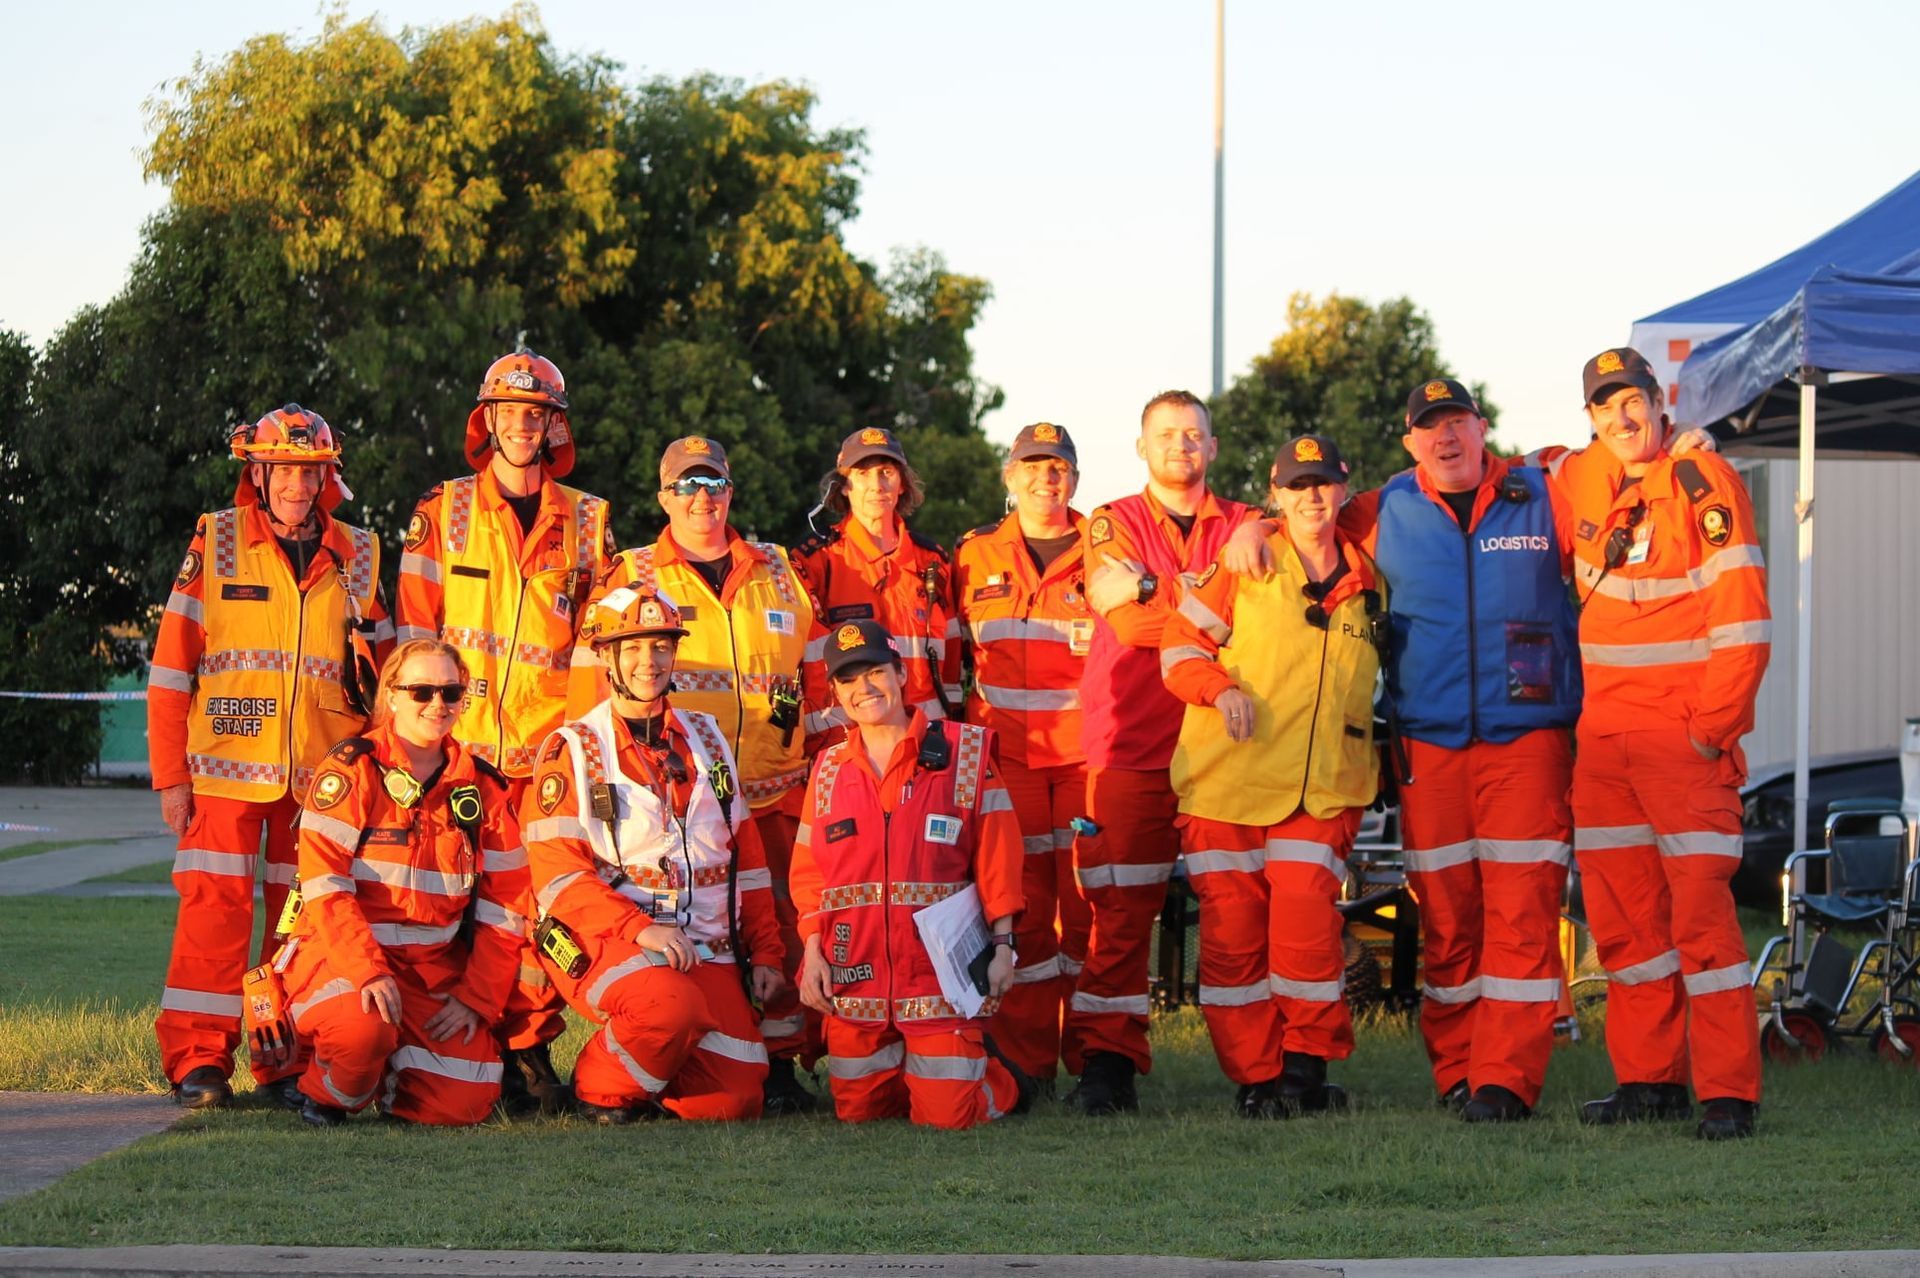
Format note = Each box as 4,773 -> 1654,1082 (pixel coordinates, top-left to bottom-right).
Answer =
1284,476 -> 1335,491
395,684 -> 466,706
665,476 -> 732,497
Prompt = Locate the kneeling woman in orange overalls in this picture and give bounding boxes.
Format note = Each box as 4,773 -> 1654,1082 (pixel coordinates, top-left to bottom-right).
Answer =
278,638 -> 529,1126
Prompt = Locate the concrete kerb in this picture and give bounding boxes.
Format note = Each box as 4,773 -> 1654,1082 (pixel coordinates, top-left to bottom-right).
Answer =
0,1249 -> 1917,1278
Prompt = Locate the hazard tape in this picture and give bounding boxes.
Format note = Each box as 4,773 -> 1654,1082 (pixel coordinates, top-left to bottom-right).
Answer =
0,691 -> 146,701
0,823 -> 56,833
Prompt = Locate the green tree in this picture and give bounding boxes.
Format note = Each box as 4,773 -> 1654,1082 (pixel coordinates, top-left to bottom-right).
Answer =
1207,292 -> 1499,509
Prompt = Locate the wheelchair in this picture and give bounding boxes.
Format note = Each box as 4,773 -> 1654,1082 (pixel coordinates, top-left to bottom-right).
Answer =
1750,798 -> 1920,1064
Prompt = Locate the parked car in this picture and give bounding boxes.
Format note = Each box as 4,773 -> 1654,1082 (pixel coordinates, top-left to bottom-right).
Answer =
1736,750 -> 1904,907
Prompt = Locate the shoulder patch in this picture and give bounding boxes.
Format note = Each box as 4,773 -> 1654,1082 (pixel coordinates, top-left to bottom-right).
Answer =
907,529 -> 949,560
326,736 -> 375,765
310,769 -> 352,811
174,549 -> 202,591
1699,505 -> 1732,546
1672,459 -> 1714,505
404,511 -> 429,551
536,771 -> 568,815
1089,514 -> 1116,547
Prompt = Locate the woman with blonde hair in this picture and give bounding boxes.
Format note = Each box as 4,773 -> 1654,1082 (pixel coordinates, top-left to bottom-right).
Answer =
274,638 -> 531,1125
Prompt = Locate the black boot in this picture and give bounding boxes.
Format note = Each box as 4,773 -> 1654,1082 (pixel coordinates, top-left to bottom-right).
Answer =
1580,1081 -> 1692,1126
499,1044 -> 572,1117
1460,1083 -> 1532,1123
577,1100 -> 638,1126
762,1057 -> 823,1116
299,1096 -> 347,1128
1276,1051 -> 1347,1116
261,1076 -> 307,1111
981,1035 -> 1039,1117
1696,1097 -> 1758,1140
1064,1051 -> 1138,1116
1235,1078 -> 1283,1120
170,1065 -> 233,1110
1436,1079 -> 1470,1111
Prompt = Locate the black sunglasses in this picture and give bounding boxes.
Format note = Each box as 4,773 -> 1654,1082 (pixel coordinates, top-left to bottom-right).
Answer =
665,475 -> 732,497
395,683 -> 466,706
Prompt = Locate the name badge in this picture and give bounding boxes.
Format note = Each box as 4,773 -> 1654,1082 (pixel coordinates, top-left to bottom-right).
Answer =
925,814 -> 962,845
1625,522 -> 1653,565
552,593 -> 574,621
1069,618 -> 1094,656
765,609 -> 795,635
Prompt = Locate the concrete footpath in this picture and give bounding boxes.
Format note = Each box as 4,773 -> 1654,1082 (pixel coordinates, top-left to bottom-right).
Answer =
0,1095 -> 179,1205
0,788 -> 172,897
0,1248 -> 1915,1277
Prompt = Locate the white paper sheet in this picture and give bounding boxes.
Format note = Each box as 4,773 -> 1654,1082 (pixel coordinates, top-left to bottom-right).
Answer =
911,882 -> 991,1019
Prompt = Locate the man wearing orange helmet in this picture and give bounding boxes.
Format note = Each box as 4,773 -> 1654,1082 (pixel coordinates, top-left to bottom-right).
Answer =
395,348 -> 614,1115
147,404 -> 392,1109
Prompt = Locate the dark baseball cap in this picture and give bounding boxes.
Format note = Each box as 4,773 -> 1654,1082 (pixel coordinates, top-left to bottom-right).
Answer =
659,436 -> 731,486
1270,434 -> 1352,488
823,618 -> 902,680
837,426 -> 908,470
1008,421 -> 1077,466
1582,347 -> 1662,406
1406,377 -> 1481,426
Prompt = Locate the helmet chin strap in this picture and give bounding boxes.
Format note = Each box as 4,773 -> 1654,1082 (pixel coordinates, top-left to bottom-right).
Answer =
255,464 -> 319,538
486,404 -> 548,472
606,641 -> 672,710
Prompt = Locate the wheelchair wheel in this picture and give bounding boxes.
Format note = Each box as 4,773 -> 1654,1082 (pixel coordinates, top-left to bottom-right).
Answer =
1760,1011 -> 1829,1063
1870,1016 -> 1920,1067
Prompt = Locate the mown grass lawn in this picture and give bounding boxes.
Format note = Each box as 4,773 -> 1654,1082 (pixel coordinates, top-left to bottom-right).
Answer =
2,894 -> 1917,1259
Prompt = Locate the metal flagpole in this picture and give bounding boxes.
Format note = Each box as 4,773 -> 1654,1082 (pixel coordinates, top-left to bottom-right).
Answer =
1211,0 -> 1225,397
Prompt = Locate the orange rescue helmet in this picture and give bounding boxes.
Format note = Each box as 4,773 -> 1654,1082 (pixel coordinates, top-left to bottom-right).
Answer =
581,587 -> 689,650
230,404 -> 348,511
464,349 -> 574,478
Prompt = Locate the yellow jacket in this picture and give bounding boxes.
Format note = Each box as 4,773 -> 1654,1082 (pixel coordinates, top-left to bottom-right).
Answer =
1162,531 -> 1383,824
396,471 -> 612,777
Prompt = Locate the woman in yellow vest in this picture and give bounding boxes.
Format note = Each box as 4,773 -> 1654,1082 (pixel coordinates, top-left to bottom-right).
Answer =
1160,434 -> 1382,1119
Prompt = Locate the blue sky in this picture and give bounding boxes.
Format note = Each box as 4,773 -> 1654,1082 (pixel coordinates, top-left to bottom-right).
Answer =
5,1 -> 1917,509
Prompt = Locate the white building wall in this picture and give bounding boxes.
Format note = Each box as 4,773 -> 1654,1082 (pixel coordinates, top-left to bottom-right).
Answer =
1742,458 -> 1920,769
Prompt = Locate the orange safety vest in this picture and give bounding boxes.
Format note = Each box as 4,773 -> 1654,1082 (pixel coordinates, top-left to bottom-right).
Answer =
396,471 -> 611,777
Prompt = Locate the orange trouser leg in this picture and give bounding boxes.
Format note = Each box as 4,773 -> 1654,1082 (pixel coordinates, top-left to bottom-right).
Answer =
1266,809 -> 1359,1061
991,760 -> 1087,1079
754,802 -> 820,1064
656,963 -> 769,1121
1181,819 -> 1285,1085
1574,727 -> 1759,1103
494,777 -> 567,1053
1402,733 -> 1571,1107
1065,767 -> 1179,1074
156,792 -> 301,1086
824,1019 -> 1015,1130
571,961 -> 723,1111
289,973 -> 399,1113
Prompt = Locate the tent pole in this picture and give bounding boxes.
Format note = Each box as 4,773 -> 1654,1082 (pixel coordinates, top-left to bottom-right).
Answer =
1792,372 -> 1817,853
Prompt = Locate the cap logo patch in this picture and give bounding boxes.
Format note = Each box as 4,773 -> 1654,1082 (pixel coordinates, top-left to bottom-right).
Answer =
1034,423 -> 1060,442
683,437 -> 711,455
504,370 -> 536,391
1294,438 -> 1324,462
1424,381 -> 1450,402
640,601 -> 665,625
859,428 -> 888,446
1596,351 -> 1624,375
835,624 -> 864,651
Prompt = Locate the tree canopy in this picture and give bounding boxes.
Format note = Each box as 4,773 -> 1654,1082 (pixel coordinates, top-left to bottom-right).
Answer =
1207,292 -> 1499,509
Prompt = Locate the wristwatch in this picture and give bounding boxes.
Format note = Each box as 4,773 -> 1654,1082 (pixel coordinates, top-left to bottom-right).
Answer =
990,933 -> 1017,953
1135,573 -> 1159,605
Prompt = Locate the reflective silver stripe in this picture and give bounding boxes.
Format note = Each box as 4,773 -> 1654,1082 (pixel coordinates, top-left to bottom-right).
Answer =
759,1014 -> 804,1039
1269,973 -> 1343,1002
1683,961 -> 1752,997
602,1026 -> 670,1094
1404,840 -> 1476,874
802,635 -> 827,662
586,954 -> 656,1011
1057,954 -> 1084,977
906,1052 -> 985,1083
1709,619 -> 1771,649
942,682 -> 964,705
161,987 -> 244,1017
148,663 -> 194,693
1423,977 -> 1481,1004
1478,838 -> 1571,866
829,1042 -> 906,1080
972,617 -> 1074,644
1657,830 -> 1742,859
1609,949 -> 1682,985
1075,861 -> 1175,890
1265,838 -> 1343,879
1070,991 -> 1150,1016
974,683 -> 1080,712
1575,824 -> 1656,852
1577,543 -> 1765,603
1579,638 -> 1710,667
887,634 -> 931,659
352,860 -> 471,898
1177,592 -> 1231,643
524,816 -> 590,844
1022,834 -> 1055,855
290,977 -> 355,1021
1479,975 -> 1562,1002
1183,847 -> 1263,876
304,873 -> 356,899
1052,826 -> 1074,850
804,709 -> 843,735
1011,953 -> 1062,984
393,624 -> 436,643
368,921 -> 461,947
370,617 -> 395,644
262,861 -> 297,887
1159,644 -> 1215,677
484,846 -> 528,872
398,552 -> 442,585
1198,980 -> 1269,1007
300,809 -> 363,850
164,591 -> 204,624
173,847 -> 253,878
913,698 -> 949,720
735,867 -> 773,891
321,1068 -> 375,1109
389,1045 -> 503,1085
474,898 -> 527,936
979,789 -> 1014,815
696,1030 -> 769,1065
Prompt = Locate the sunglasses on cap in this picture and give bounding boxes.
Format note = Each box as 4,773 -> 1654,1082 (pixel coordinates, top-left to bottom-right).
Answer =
395,684 -> 466,706
665,475 -> 732,497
